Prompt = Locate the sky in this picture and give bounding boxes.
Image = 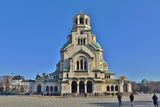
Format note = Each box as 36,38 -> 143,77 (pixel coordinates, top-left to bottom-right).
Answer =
0,0 -> 160,82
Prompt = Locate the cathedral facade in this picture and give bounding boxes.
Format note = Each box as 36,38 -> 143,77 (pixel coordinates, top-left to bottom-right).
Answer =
32,12 -> 132,95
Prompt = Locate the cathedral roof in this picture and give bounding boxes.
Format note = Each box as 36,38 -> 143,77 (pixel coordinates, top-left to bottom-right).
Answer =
61,41 -> 71,50
90,41 -> 102,49
75,11 -> 89,18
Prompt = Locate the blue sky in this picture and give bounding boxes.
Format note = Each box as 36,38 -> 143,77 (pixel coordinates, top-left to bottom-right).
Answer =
0,0 -> 160,82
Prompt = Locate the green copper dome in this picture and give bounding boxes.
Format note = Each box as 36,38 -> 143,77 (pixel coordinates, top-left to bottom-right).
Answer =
62,42 -> 71,49
91,42 -> 102,49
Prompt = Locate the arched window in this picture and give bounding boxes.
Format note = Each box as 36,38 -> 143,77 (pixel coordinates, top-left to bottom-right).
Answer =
80,59 -> 83,70
78,38 -> 86,45
107,86 -> 110,91
50,86 -> 53,92
111,86 -> 114,91
46,86 -> 49,92
115,86 -> 118,91
78,38 -> 80,45
37,84 -> 41,94
85,18 -> 88,25
84,61 -> 87,70
80,39 -> 83,45
80,17 -> 84,24
77,61 -> 79,70
75,18 -> 78,25
54,86 -> 58,92
83,38 -> 86,45
76,57 -> 88,71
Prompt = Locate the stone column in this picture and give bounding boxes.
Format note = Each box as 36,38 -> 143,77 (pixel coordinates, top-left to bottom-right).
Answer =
127,83 -> 132,92
119,81 -> 124,93
85,84 -> 87,93
77,84 -> 79,93
77,16 -> 80,24
113,85 -> 115,95
69,83 -> 71,93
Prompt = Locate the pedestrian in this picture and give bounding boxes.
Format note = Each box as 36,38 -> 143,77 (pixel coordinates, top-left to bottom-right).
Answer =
117,93 -> 122,106
152,94 -> 158,107
130,93 -> 134,107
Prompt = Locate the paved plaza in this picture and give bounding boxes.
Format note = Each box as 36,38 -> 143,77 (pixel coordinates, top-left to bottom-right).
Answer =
0,94 -> 159,107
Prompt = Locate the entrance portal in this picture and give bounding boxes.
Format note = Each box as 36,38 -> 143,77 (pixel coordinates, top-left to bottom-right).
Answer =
87,81 -> 92,93
71,81 -> 77,93
79,81 -> 85,94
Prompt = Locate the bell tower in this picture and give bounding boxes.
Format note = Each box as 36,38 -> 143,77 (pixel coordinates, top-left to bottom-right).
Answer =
72,12 -> 91,33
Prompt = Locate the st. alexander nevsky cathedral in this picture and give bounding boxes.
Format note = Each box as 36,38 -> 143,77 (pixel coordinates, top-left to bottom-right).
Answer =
31,12 -> 132,96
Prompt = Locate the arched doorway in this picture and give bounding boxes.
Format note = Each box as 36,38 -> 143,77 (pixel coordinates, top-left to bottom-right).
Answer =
87,81 -> 92,93
71,81 -> 77,93
37,84 -> 41,94
79,81 -> 85,94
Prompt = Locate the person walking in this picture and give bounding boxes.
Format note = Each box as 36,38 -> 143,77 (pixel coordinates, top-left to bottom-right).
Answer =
152,94 -> 158,107
117,93 -> 122,106
130,93 -> 134,107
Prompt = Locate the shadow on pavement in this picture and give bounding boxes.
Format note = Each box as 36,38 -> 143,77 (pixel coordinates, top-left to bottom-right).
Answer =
89,102 -> 119,107
89,101 -> 153,107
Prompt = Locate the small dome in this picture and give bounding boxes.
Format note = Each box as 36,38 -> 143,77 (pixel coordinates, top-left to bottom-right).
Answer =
74,11 -> 89,18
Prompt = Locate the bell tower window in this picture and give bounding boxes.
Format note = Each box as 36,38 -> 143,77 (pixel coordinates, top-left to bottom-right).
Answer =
85,18 -> 88,25
78,38 -> 80,45
77,38 -> 86,45
83,38 -> 86,44
80,39 -> 83,45
75,18 -> 78,25
80,17 -> 84,24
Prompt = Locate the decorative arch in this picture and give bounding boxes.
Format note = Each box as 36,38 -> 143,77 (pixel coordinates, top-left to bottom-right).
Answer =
107,86 -> 110,91
111,86 -> 114,91
54,86 -> 58,92
76,61 -> 79,70
77,38 -> 86,45
80,17 -> 84,24
72,49 -> 95,60
71,81 -> 77,93
83,38 -> 86,44
46,86 -> 49,92
72,51 -> 94,71
78,38 -> 80,45
75,17 -> 78,25
79,81 -> 85,94
76,56 -> 88,71
50,86 -> 53,92
37,84 -> 42,94
115,85 -> 118,91
85,18 -> 89,25
87,81 -> 92,93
